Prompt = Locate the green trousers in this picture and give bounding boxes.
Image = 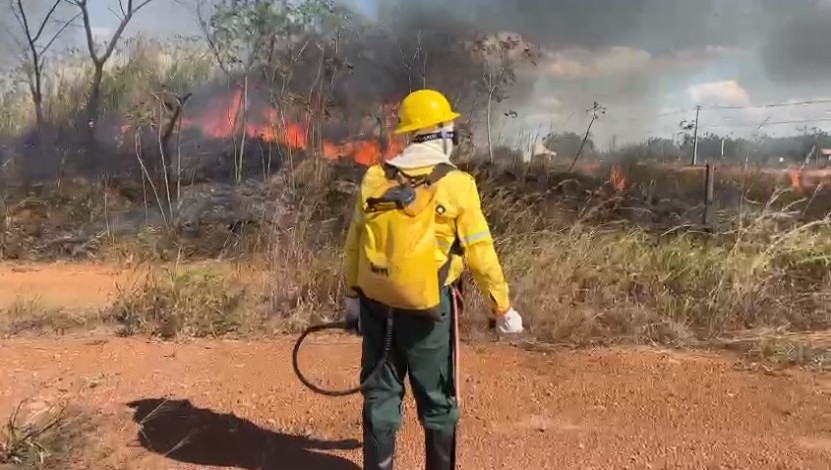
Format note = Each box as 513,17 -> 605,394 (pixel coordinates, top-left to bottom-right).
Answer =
359,287 -> 459,443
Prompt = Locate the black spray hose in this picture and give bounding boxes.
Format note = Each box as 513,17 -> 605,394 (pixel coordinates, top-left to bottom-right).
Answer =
292,312 -> 394,397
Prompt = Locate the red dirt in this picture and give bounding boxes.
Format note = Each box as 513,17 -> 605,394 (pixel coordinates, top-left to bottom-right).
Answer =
0,262 -> 132,311
1,262 -> 830,469
1,336 -> 829,469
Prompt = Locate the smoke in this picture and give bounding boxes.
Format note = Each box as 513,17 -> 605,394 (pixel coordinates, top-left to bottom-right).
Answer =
378,0 -> 815,53
762,7 -> 831,84
328,10 -> 485,117
5,0 -> 831,164
356,0 -> 831,145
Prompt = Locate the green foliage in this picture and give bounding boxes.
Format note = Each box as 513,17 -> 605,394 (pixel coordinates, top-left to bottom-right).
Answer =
468,33 -> 540,103
615,130 -> 831,165
202,0 -> 343,74
0,36 -> 214,135
544,131 -> 595,156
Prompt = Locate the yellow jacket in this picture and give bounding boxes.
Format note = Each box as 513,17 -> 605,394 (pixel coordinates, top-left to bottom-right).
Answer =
344,163 -> 512,314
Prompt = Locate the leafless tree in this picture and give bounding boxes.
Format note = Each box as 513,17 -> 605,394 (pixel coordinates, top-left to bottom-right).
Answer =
470,33 -> 539,163
63,0 -> 157,137
8,0 -> 79,131
566,101 -> 606,173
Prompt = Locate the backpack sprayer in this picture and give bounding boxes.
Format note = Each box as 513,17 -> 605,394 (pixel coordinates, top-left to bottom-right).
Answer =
292,163 -> 464,398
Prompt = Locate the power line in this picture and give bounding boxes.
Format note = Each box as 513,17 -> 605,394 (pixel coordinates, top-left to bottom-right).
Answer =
593,98 -> 831,123
702,98 -> 831,110
656,108 -> 696,117
630,116 -> 831,137
699,117 -> 831,130
599,108 -> 696,123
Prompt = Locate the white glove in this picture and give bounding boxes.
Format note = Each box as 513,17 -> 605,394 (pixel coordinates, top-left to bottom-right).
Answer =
345,296 -> 361,330
495,307 -> 523,334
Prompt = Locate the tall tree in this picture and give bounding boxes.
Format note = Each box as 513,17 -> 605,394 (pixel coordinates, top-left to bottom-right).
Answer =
8,0 -> 78,131
469,33 -> 539,163
63,0 -> 157,138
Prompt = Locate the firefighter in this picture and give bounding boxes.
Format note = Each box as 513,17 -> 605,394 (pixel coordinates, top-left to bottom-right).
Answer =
343,88 -> 523,470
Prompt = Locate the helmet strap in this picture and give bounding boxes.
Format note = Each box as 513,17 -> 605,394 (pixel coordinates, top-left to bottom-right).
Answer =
411,126 -> 459,156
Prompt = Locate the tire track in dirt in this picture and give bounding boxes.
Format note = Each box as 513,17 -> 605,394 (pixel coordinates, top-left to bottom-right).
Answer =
1,336 -> 829,469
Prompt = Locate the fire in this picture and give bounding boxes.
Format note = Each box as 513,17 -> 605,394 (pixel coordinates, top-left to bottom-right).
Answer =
179,88 -> 406,166
787,168 -> 831,194
788,169 -> 805,195
609,164 -> 629,192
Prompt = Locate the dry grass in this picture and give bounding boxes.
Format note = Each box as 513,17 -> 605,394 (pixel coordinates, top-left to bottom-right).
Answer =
0,297 -> 105,338
494,223 -> 829,345
719,328 -> 831,371
110,264 -> 259,339
1,159 -> 829,348
267,231 -> 346,331
236,163 -> 829,346
0,400 -> 95,469
752,336 -> 831,370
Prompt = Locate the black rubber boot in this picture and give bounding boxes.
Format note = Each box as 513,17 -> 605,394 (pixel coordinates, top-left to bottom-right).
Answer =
363,423 -> 396,470
424,428 -> 456,470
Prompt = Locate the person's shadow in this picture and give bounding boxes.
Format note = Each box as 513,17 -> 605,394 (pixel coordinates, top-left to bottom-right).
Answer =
126,398 -> 361,470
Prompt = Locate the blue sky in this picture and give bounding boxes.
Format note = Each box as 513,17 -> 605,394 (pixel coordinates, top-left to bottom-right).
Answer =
85,1 -> 202,37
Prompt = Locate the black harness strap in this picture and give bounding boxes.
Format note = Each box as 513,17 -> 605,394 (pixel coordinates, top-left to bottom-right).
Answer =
438,236 -> 462,288
428,163 -> 463,289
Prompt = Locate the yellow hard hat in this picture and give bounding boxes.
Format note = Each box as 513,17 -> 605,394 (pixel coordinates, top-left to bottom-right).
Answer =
394,89 -> 461,134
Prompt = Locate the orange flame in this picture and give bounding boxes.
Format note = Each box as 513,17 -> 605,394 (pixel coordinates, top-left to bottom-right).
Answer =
610,164 -> 628,192
787,169 -> 805,194
178,88 -> 406,166
787,168 -> 831,194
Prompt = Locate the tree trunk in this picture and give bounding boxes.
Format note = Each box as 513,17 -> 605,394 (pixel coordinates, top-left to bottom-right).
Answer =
486,89 -> 494,164
566,116 -> 596,173
28,69 -> 44,132
86,64 -> 104,141
236,75 -> 249,184
33,94 -> 44,131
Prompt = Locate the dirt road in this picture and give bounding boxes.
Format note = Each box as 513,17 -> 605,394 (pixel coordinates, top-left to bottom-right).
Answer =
1,334 -> 830,469
1,262 -> 830,468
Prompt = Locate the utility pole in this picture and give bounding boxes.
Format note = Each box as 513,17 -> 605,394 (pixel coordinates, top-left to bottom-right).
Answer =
815,132 -> 820,167
691,105 -> 701,166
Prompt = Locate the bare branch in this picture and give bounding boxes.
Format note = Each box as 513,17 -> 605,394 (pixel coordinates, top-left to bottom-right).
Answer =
61,0 -> 157,134
10,0 -> 78,129
38,12 -> 81,66
66,0 -> 156,64
68,0 -> 100,64
196,0 -> 231,75
31,0 -> 63,43
10,2 -> 29,39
